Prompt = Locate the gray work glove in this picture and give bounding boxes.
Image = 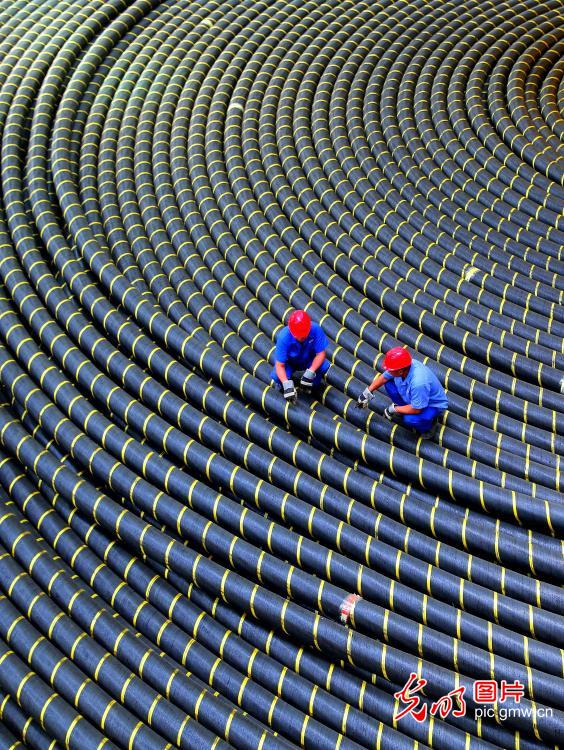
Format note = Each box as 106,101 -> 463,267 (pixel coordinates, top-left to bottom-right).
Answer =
283,379 -> 297,403
300,368 -> 316,392
357,387 -> 374,408
383,404 -> 398,421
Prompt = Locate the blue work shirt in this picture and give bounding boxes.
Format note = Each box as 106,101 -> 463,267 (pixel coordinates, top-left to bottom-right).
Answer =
384,359 -> 448,411
275,323 -> 328,366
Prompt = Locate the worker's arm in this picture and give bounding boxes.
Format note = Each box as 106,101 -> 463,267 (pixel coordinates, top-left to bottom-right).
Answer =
367,373 -> 388,392
357,372 -> 388,407
394,403 -> 422,415
392,378 -> 429,414
275,361 -> 289,383
309,350 -> 326,372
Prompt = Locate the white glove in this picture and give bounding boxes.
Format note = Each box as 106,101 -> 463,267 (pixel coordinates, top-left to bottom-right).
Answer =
383,404 -> 397,420
300,368 -> 316,391
283,379 -> 297,403
357,387 -> 374,408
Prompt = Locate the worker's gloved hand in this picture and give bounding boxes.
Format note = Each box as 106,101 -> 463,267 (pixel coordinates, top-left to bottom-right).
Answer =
357,387 -> 374,408
283,379 -> 297,403
300,368 -> 316,392
383,404 -> 398,421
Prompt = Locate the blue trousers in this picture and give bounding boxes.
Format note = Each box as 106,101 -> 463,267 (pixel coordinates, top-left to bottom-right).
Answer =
385,381 -> 444,433
271,358 -> 330,387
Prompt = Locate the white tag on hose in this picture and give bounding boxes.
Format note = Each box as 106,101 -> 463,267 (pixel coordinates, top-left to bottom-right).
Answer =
463,266 -> 479,281
339,593 -> 361,626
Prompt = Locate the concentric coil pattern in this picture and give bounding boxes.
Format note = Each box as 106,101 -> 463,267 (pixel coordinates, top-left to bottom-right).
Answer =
0,0 -> 562,749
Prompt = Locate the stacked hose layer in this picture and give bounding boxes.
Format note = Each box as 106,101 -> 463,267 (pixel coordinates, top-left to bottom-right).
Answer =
0,0 -> 562,749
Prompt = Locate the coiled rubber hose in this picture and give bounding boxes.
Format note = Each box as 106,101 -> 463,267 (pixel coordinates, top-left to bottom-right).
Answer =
0,1 -> 562,749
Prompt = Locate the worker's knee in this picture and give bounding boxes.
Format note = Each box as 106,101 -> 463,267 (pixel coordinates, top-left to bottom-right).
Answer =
402,415 -> 434,433
402,408 -> 443,433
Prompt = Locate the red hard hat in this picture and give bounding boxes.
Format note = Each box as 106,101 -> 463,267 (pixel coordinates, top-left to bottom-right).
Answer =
288,310 -> 311,339
383,347 -> 412,372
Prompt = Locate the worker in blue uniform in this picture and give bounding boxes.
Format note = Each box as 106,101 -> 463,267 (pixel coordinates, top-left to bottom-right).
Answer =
357,347 -> 448,438
271,310 -> 330,402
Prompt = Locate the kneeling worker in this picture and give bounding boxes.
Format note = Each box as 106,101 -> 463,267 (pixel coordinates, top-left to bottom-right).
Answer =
357,347 -> 448,438
272,310 -> 330,402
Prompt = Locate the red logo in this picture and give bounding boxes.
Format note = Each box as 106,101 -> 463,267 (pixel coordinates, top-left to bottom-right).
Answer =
500,680 -> 525,704
393,673 -> 429,722
473,680 -> 498,704
430,686 -> 466,719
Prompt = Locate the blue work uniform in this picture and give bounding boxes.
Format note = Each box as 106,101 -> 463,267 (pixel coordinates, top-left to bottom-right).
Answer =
271,323 -> 330,386
384,359 -> 448,433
